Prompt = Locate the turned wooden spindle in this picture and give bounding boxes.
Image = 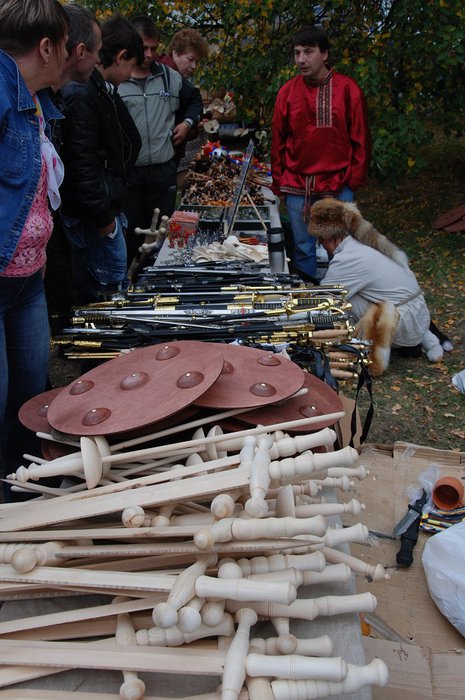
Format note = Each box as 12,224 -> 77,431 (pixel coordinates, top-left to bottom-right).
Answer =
152,554 -> 217,629
218,559 -> 244,580
268,480 -> 321,500
295,494 -> 326,506
195,574 -> 296,606
211,491 -> 242,520
245,435 -> 273,518
292,498 -> 365,518
248,563 -> 352,588
0,542 -> 69,574
221,608 -> 258,700
136,615 -> 234,647
271,658 -> 389,699
114,597 -> 146,700
274,483 -> 296,518
205,426 -> 228,461
318,465 -> 369,480
216,427 -> 336,461
246,652 -> 348,682
199,601 -> 225,629
234,551 -> 326,576
9,540 -> 69,573
271,615 -> 297,654
194,515 -> 327,551
226,591 -> 378,622
322,546 -> 390,581
9,435 -> 110,489
267,428 -> 337,459
323,523 -> 369,549
261,635 -> 334,658
268,446 -> 359,485
177,595 -> 204,633
282,523 -> 370,557
121,506 -> 150,528
188,428 -> 210,462
246,637 -> 274,700
238,436 -> 257,470
312,475 -> 353,491
219,558 -> 349,592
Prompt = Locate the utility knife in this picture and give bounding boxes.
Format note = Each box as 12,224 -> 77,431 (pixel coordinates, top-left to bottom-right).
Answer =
394,489 -> 428,567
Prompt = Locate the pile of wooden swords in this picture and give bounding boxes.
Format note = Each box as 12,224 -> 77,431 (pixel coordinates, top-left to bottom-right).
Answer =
0,382 -> 390,697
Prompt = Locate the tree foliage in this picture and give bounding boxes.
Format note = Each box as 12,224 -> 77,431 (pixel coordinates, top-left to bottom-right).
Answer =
82,0 -> 465,180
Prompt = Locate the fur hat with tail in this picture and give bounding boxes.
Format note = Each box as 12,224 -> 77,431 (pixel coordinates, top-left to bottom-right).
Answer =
356,301 -> 400,376
310,198 -> 409,267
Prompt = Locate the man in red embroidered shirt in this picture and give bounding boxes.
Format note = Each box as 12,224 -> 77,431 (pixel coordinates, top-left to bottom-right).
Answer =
271,25 -> 371,280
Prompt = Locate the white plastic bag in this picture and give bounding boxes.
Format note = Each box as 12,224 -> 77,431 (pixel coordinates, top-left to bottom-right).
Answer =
452,368 -> 465,394
422,521 -> 465,637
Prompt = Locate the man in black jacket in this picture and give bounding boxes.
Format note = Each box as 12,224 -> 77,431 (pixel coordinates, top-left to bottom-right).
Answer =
60,15 -> 143,305
45,3 -> 103,329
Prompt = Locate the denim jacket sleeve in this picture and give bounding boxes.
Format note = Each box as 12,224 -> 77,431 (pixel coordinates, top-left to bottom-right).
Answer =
0,52 -> 62,271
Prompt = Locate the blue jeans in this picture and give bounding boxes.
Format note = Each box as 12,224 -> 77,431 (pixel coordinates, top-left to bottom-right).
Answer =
0,271 -> 50,490
63,213 -> 128,305
286,185 -> 354,278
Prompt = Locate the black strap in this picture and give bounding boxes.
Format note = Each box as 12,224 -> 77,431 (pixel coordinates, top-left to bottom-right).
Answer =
287,344 -> 338,390
160,62 -> 170,93
332,343 -> 374,446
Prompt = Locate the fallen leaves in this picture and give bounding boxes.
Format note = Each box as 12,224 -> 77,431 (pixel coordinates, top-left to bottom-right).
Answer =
340,150 -> 465,450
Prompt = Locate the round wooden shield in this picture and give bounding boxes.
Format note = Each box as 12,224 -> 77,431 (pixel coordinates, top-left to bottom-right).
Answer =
194,343 -> 306,409
46,341 -> 225,436
432,204 -> 465,230
236,370 -> 343,432
18,388 -> 63,434
108,404 -> 201,444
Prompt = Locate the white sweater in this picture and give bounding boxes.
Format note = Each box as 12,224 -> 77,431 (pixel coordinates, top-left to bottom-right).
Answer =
321,236 -> 430,346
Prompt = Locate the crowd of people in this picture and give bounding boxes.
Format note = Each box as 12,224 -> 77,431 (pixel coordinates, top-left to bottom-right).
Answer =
0,0 -> 452,497
0,0 -> 208,496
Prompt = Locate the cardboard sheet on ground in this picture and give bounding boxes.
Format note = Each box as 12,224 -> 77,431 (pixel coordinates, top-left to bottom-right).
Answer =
347,442 -> 465,700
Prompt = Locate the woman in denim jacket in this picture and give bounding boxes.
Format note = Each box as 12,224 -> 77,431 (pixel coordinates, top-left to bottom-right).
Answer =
0,0 -> 69,499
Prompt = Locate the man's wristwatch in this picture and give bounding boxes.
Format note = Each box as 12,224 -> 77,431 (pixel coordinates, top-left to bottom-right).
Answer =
183,118 -> 194,129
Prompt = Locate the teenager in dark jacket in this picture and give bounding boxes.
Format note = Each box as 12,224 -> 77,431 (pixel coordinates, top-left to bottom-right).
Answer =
60,15 -> 142,304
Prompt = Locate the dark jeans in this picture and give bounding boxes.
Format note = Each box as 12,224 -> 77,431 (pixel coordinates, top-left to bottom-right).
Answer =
63,214 -> 128,306
0,271 -> 49,494
124,160 -> 177,263
44,214 -> 75,333
286,185 -> 354,279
